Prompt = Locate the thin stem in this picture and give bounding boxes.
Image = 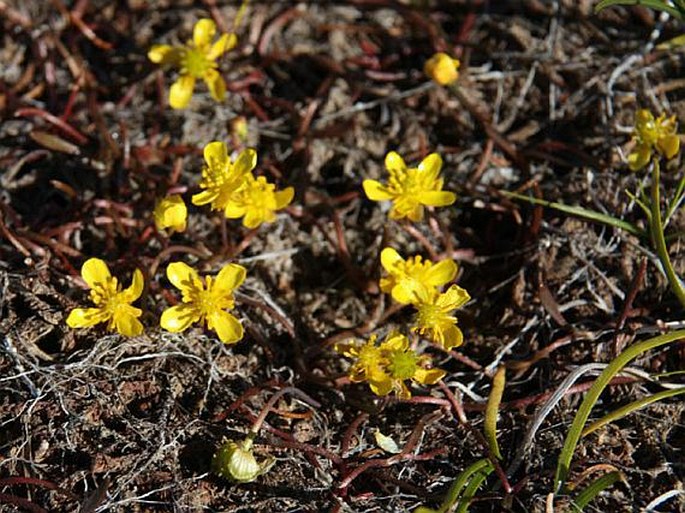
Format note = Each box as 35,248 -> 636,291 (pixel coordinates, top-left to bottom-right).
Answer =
248,387 -> 321,438
649,160 -> 685,309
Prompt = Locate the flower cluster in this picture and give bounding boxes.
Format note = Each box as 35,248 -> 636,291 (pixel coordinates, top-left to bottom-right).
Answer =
628,109 -> 680,171
381,247 -> 469,350
363,151 -> 456,221
192,142 -> 294,228
66,258 -> 246,344
336,332 -> 445,399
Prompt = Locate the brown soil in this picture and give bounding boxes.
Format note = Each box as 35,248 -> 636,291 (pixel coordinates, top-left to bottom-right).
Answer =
1,1 -> 684,512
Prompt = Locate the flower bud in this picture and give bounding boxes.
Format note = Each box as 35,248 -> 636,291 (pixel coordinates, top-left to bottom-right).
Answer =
424,52 -> 460,86
154,195 -> 187,233
212,438 -> 271,483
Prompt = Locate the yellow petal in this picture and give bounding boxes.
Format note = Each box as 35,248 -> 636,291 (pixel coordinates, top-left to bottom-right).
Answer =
120,269 -> 144,303
193,18 -> 216,48
81,258 -> 111,289
208,33 -> 237,60
420,191 -> 456,207
380,247 -> 403,273
242,210 -> 270,229
439,284 -> 471,309
384,151 -> 406,175
440,324 -> 464,349
418,153 -> 443,178
381,332 -> 409,352
392,282 -> 425,305
204,141 -> 228,170
214,263 -> 247,294
169,75 -> 195,109
658,134 -> 680,159
224,201 -> 246,219
154,195 -> 187,233
113,306 -> 143,337
192,189 -> 220,206
414,367 -> 446,385
424,53 -> 460,86
363,179 -> 394,201
66,307 -> 108,328
208,310 -> 244,344
628,144 -> 652,171
160,304 -> 200,332
274,187 -> 294,209
402,204 -> 424,222
234,148 -> 258,175
369,376 -> 393,396
148,44 -> 181,65
166,262 -> 203,296
424,259 -> 457,287
204,68 -> 226,102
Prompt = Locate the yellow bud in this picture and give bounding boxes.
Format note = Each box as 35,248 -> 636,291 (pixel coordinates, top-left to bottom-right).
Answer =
424,52 -> 460,86
231,116 -> 249,143
154,195 -> 187,233
212,438 -> 272,483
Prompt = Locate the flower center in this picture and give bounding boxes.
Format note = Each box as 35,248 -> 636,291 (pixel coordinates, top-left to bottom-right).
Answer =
182,47 -> 214,78
388,350 -> 418,380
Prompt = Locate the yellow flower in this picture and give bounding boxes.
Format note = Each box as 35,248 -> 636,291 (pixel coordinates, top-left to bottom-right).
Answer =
154,195 -> 187,233
148,18 -> 237,109
424,52 -> 460,86
380,247 -> 457,304
192,142 -> 256,213
379,332 -> 446,399
335,335 -> 391,396
224,173 -> 294,229
413,284 -> 470,350
66,258 -> 144,337
160,261 -> 246,344
363,151 -> 456,221
628,109 -> 680,171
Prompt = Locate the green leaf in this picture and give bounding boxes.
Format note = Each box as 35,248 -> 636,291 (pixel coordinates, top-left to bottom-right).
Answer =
582,386 -> 685,436
415,459 -> 493,513
484,366 -> 506,460
571,471 -> 624,511
553,329 -> 685,493
595,0 -> 685,19
500,190 -> 644,237
455,464 -> 494,513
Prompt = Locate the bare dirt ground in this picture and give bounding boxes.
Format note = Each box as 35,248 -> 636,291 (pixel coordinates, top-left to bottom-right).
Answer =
1,1 -> 684,512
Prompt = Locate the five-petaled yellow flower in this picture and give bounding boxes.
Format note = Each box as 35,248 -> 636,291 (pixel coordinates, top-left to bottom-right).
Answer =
192,142 -> 256,213
380,247 -> 457,304
363,151 -> 456,221
154,195 -> 188,233
160,261 -> 246,344
628,109 -> 681,171
413,284 -> 470,350
224,173 -> 294,229
148,18 -> 237,109
192,141 -> 294,228
424,52 -> 460,86
337,332 -> 445,398
379,332 -> 446,399
66,258 -> 144,337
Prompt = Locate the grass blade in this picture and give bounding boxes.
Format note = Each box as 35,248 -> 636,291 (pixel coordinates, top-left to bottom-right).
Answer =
594,0 -> 685,19
582,387 -> 685,436
484,366 -> 505,460
553,329 -> 685,493
572,471 -> 624,511
500,190 -> 643,237
414,459 -> 493,513
455,463 -> 494,513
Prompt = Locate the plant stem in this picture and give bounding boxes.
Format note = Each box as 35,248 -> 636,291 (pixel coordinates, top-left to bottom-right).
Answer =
649,160 -> 685,309
248,386 -> 321,440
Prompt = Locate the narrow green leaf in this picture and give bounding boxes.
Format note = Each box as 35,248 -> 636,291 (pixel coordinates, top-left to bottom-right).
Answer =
572,471 -> 624,511
414,459 -> 492,513
500,190 -> 644,237
553,329 -> 685,493
455,464 -> 494,513
484,366 -> 506,460
595,0 -> 685,19
582,387 -> 685,436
